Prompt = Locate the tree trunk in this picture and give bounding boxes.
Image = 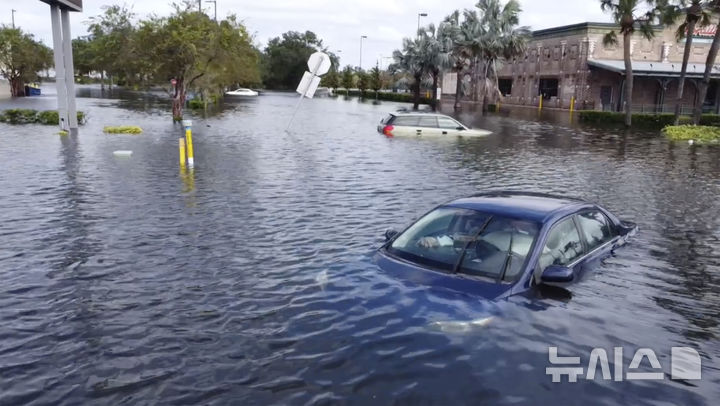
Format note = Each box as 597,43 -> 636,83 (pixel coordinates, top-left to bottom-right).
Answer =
413,73 -> 421,110
623,32 -> 633,128
674,19 -> 696,125
172,77 -> 186,121
431,70 -> 439,111
9,78 -> 25,97
454,68 -> 463,110
481,62 -> 491,112
101,71 -> 105,91
694,21 -> 720,125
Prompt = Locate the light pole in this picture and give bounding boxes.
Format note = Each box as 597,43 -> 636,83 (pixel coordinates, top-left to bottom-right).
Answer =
11,9 -> 16,28
198,0 -> 202,13
417,12 -> 427,34
206,0 -> 217,20
359,35 -> 367,70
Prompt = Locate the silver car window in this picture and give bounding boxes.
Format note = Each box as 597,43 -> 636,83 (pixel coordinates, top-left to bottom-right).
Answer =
417,116 -> 438,128
392,116 -> 420,126
438,117 -> 461,129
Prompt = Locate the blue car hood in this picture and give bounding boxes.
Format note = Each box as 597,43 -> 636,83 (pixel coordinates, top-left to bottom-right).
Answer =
373,250 -> 515,301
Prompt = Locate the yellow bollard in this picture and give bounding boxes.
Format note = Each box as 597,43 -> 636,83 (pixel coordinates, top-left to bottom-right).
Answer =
182,120 -> 194,168
538,96 -> 543,111
570,97 -> 575,114
179,138 -> 186,167
497,102 -> 501,112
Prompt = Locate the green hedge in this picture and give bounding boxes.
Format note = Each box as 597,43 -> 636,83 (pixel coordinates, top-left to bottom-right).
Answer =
664,125 -> 720,143
334,89 -> 430,105
578,111 -> 720,128
0,109 -> 86,125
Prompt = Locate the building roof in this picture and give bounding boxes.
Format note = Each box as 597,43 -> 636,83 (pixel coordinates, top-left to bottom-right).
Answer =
532,22 -> 663,38
446,191 -> 588,223
588,59 -> 720,78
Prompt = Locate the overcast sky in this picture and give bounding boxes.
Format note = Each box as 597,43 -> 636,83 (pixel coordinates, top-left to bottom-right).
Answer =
5,0 -> 609,69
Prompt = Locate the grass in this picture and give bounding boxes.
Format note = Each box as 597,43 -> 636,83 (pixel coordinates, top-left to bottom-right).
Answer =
103,126 -> 143,134
664,125 -> 720,143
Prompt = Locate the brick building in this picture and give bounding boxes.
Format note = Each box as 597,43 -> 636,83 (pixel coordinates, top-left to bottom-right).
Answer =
441,22 -> 720,113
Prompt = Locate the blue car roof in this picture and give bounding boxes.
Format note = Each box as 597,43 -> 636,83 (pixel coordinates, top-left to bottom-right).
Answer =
445,191 -> 589,223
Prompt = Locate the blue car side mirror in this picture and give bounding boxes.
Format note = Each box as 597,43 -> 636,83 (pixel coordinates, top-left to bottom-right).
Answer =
541,265 -> 575,283
385,229 -> 399,241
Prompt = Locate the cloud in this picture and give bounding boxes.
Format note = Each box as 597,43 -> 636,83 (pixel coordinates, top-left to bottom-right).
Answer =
5,0 -> 612,70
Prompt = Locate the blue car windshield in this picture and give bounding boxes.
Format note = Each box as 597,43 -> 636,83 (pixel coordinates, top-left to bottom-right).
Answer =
388,207 -> 539,282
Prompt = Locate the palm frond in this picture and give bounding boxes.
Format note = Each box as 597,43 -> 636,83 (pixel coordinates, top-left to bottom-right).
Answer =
603,31 -> 618,47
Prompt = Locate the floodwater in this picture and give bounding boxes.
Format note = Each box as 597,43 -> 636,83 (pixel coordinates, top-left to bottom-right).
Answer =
1,86 -> 719,405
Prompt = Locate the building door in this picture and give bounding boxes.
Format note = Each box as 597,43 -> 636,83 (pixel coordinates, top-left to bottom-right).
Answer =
600,86 -> 613,111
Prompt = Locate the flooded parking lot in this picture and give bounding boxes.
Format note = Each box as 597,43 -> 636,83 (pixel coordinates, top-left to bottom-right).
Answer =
1,88 -> 719,404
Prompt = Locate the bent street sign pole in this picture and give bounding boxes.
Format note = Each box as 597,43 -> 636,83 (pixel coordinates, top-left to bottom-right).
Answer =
40,1 -> 82,130
286,52 -> 331,132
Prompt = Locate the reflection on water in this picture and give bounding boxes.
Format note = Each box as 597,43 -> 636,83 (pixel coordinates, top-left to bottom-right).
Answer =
0,88 -> 718,405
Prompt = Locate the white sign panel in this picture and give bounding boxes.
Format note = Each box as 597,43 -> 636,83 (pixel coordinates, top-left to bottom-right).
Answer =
307,52 -> 331,76
296,71 -> 322,98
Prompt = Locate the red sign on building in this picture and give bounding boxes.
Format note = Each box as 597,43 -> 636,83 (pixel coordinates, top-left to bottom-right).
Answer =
694,24 -> 717,38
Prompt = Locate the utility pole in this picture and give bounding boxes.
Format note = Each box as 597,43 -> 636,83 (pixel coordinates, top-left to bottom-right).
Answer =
206,0 -> 217,20
198,0 -> 202,13
11,9 -> 16,28
359,35 -> 367,70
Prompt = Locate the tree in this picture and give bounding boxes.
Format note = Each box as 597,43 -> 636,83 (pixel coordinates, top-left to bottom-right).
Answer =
419,24 -> 451,111
341,65 -> 355,90
87,5 -> 136,89
468,0 -> 530,111
601,0 -> 671,127
357,69 -> 369,96
694,0 -> 720,124
440,11 -> 471,110
72,37 -> 95,77
391,36 -> 427,109
0,26 -> 52,97
370,64 -> 383,98
671,0 -> 713,124
321,67 -> 340,92
261,31 -> 327,89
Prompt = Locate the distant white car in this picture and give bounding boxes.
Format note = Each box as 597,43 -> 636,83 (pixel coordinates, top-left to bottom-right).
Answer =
225,88 -> 259,97
377,112 -> 492,137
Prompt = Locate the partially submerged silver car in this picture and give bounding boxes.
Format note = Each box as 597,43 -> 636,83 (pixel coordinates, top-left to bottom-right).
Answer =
378,112 -> 492,138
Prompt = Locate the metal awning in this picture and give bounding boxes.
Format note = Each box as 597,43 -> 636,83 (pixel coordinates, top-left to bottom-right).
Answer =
588,59 -> 720,79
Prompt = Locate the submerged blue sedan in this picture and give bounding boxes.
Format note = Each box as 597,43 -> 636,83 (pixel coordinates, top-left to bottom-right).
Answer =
375,192 -> 637,300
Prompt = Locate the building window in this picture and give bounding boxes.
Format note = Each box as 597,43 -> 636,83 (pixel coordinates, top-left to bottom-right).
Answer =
538,78 -> 559,99
499,79 -> 513,96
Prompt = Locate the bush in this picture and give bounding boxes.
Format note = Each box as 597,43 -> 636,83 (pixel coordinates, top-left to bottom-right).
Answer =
0,109 -> 86,125
334,89 -> 430,105
578,111 -> 720,129
103,126 -> 143,134
37,110 -> 59,125
0,109 -> 38,124
663,125 -> 720,143
188,99 -> 206,109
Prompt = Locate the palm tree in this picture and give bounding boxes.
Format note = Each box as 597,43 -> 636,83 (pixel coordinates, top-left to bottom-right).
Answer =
600,0 -> 671,127
476,0 -> 530,111
440,11 -> 473,110
672,0 -> 712,124
460,0 -> 529,111
693,0 -> 720,124
419,24 -> 451,111
391,37 -> 427,110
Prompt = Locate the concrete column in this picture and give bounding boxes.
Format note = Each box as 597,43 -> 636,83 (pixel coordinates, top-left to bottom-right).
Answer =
61,9 -> 78,129
50,5 -> 69,130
